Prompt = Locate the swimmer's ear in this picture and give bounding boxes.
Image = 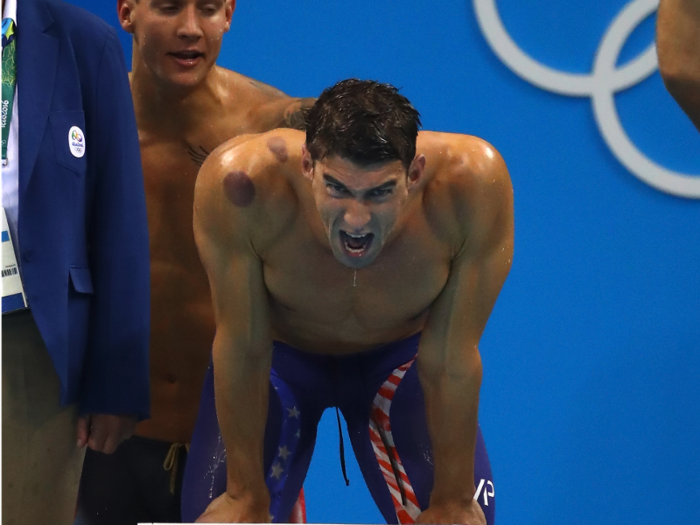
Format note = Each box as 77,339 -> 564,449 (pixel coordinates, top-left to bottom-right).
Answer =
224,0 -> 235,32
117,0 -> 135,34
406,154 -> 425,191
301,144 -> 315,181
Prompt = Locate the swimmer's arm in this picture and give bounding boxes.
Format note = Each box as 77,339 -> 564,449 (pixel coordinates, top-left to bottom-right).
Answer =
261,96 -> 317,130
657,0 -> 700,131
278,97 -> 316,130
246,76 -> 316,130
193,152 -> 273,521
416,146 -> 513,524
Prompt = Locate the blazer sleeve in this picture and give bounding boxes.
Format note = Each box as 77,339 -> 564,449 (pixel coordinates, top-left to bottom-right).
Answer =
78,29 -> 151,420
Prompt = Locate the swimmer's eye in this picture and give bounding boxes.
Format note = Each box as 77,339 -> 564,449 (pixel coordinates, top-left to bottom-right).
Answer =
199,2 -> 220,15
367,188 -> 392,199
326,182 -> 349,196
156,2 -> 181,15
199,0 -> 224,16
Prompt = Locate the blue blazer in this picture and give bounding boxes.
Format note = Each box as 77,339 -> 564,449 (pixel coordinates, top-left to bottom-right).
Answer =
16,0 -> 150,419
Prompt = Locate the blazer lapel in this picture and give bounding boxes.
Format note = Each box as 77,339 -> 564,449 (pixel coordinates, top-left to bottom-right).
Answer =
17,0 -> 58,198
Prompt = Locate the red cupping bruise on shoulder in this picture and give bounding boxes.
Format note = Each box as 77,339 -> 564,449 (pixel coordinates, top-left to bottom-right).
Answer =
223,170 -> 256,208
267,136 -> 289,163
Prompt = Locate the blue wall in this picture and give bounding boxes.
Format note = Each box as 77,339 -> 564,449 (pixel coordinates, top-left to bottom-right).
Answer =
73,1 -> 700,523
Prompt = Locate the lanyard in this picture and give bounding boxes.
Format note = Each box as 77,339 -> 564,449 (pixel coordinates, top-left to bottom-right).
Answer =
2,18 -> 17,164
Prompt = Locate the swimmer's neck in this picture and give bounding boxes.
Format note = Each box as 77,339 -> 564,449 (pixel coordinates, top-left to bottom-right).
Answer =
130,58 -> 227,133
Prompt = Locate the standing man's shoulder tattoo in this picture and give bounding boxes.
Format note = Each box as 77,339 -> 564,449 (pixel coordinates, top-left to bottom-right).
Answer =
188,144 -> 211,168
249,78 -> 287,98
279,97 -> 316,131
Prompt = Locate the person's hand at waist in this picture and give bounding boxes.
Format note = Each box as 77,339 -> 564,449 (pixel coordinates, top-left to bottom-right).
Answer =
76,414 -> 137,454
416,498 -> 486,525
195,491 -> 271,523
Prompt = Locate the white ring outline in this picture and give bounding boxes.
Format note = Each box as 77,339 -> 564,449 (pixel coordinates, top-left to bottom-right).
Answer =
474,0 -> 700,199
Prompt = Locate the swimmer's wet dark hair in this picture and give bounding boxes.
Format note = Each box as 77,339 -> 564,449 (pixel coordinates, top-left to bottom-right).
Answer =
304,79 -> 421,171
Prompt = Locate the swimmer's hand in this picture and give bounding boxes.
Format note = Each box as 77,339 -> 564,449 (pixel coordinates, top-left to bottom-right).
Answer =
416,500 -> 486,525
195,492 -> 271,523
76,414 -> 137,454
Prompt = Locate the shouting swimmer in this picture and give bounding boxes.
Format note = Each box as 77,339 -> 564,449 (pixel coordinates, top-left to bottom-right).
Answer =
75,1 -> 313,523
184,79 -> 513,524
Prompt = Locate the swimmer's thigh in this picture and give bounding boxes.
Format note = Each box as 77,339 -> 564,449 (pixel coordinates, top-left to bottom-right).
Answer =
266,342 -> 346,522
350,359 -> 496,524
181,358 -> 323,523
181,361 -> 227,522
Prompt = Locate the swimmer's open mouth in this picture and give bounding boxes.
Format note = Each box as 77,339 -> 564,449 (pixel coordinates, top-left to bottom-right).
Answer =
340,231 -> 374,257
169,50 -> 204,62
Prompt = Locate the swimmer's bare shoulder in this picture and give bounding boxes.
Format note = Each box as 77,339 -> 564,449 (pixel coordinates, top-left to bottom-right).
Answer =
194,129 -> 304,262
419,130 -> 514,258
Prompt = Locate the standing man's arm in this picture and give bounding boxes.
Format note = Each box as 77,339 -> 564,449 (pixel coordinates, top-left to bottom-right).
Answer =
254,92 -> 316,131
657,0 -> 700,131
76,29 -> 150,453
276,97 -> 317,130
193,146 -> 274,522
416,145 -> 513,524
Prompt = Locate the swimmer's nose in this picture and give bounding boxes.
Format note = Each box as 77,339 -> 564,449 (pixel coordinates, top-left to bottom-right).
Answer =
176,5 -> 204,40
343,200 -> 371,231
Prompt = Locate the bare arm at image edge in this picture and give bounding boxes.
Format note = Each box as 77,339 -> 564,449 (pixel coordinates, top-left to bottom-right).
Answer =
657,0 -> 700,131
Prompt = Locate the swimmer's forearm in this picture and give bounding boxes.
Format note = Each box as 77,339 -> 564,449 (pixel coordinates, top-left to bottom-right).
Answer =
418,351 -> 482,506
657,0 -> 700,130
278,97 -> 316,130
213,333 -> 272,507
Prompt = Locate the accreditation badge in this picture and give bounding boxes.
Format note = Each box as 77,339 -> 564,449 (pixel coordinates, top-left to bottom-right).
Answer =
2,206 -> 27,313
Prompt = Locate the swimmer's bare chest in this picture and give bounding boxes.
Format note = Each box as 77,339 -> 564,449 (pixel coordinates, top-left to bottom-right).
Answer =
142,140 -> 210,308
142,117 -> 269,323
264,215 -> 453,354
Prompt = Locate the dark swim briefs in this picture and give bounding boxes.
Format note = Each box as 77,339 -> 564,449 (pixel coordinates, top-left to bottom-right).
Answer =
76,435 -> 188,525
181,333 -> 495,524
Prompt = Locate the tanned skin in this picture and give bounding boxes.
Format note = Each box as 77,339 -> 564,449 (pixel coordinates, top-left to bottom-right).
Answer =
657,0 -> 700,132
193,129 -> 514,523
117,0 -> 314,444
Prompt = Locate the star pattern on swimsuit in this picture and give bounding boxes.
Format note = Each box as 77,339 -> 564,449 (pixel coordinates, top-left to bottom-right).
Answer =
287,406 -> 300,419
270,462 -> 284,480
278,445 -> 291,461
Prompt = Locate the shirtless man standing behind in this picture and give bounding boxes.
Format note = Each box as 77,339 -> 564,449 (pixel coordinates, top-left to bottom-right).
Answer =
657,0 -> 700,131
75,1 -> 312,523
182,79 -> 513,524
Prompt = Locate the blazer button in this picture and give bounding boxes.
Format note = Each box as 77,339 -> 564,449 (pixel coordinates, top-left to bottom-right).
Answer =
22,250 -> 33,263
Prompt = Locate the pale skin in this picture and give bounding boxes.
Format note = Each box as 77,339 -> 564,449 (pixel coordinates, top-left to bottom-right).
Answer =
115,0 -> 314,445
657,0 -> 700,132
193,129 -> 514,523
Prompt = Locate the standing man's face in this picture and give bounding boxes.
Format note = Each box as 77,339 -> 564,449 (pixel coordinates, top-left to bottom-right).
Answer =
118,0 -> 234,88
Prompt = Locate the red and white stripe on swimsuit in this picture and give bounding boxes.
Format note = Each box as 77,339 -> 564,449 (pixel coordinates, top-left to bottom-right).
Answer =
369,358 -> 421,524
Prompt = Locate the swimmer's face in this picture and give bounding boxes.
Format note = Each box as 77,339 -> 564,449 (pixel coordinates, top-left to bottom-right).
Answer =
302,146 -> 425,269
118,0 -> 233,89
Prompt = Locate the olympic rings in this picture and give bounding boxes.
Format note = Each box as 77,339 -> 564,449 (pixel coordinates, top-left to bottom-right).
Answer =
474,0 -> 700,198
